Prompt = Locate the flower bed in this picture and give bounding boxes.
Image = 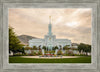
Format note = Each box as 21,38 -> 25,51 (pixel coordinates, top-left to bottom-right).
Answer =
39,54 -> 62,57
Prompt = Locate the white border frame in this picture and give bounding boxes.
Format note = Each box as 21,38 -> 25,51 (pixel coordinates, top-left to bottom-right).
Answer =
3,3 -> 97,69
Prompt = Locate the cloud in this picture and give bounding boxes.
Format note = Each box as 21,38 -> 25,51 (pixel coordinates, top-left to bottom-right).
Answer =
9,8 -> 91,44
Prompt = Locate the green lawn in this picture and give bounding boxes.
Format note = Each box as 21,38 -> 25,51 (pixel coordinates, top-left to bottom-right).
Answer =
9,56 -> 91,63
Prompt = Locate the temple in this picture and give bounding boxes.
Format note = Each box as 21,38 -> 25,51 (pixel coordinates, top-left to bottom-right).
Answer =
28,16 -> 71,50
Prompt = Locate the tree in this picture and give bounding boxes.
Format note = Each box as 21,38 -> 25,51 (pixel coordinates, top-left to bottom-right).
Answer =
32,46 -> 37,50
78,43 -> 85,53
78,43 -> 91,55
22,47 -> 25,55
84,44 -> 91,55
42,46 -> 46,50
52,47 -> 54,50
54,46 -> 58,50
87,45 -> 91,53
59,45 -> 62,50
9,27 -> 24,54
38,45 -> 41,50
63,45 -> 68,50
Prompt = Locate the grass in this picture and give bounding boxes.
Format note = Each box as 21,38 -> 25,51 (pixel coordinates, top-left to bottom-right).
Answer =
9,56 -> 91,63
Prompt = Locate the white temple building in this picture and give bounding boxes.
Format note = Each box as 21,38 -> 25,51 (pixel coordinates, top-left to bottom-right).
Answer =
28,17 -> 71,50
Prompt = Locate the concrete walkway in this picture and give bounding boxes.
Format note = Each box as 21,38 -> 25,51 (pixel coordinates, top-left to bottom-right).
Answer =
21,56 -> 80,59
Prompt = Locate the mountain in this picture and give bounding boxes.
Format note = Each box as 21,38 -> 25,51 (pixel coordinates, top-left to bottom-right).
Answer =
71,43 -> 79,46
17,35 -> 38,45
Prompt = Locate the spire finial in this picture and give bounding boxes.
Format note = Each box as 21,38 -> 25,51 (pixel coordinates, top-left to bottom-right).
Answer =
49,16 -> 51,19
49,16 -> 51,24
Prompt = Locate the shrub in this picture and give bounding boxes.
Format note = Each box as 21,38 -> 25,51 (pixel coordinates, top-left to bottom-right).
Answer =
54,54 -> 57,57
38,51 -> 42,55
24,46 -> 32,50
13,53 -> 23,56
74,54 -> 88,56
28,53 -> 34,56
63,50 -> 74,56
32,46 -> 37,50
57,50 -> 62,55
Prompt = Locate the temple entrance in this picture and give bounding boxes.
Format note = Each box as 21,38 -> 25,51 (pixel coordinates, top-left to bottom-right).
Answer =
48,44 -> 53,51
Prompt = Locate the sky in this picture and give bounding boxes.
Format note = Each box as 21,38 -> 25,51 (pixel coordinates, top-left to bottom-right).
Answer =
9,8 -> 92,44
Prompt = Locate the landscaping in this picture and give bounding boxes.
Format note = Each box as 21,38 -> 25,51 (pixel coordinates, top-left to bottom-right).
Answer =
9,27 -> 91,63
9,56 -> 91,63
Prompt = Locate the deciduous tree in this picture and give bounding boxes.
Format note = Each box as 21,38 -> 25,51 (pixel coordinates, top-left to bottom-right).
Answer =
9,27 -> 24,54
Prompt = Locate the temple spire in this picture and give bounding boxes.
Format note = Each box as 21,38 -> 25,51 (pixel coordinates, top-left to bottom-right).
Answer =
48,16 -> 52,35
49,16 -> 51,24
